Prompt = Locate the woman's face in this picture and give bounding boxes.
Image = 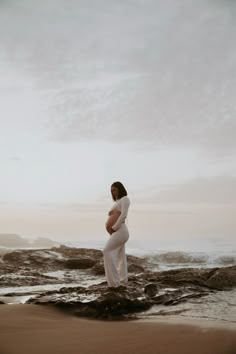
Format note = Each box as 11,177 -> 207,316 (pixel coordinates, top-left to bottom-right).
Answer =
111,186 -> 119,200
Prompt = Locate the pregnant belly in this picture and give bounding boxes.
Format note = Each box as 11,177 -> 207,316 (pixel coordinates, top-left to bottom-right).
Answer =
105,211 -> 121,230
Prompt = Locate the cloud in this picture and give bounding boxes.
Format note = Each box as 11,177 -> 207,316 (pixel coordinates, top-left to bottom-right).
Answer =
37,201 -> 108,213
0,0 -> 236,154
9,156 -> 21,161
149,176 -> 236,205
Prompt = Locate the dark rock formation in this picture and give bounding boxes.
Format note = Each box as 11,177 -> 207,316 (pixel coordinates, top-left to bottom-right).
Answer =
64,258 -> 96,269
91,261 -> 106,275
204,265 -> 236,290
3,249 -> 65,271
25,280 -> 211,320
1,246 -> 236,320
140,266 -> 236,290
0,246 -> 145,287
144,283 -> 160,297
128,264 -> 144,273
51,245 -> 103,259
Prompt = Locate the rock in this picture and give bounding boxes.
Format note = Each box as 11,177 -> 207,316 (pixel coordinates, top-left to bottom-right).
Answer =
25,279 -> 212,320
3,251 -> 23,263
0,270 -> 61,288
1,246 -> 236,320
128,263 -> 144,273
0,263 -> 18,276
91,258 -> 145,276
85,290 -> 151,318
64,258 -> 96,269
127,255 -> 146,264
0,246 -> 104,287
91,262 -> 105,275
51,246 -> 103,260
26,284 -> 151,319
145,267 -> 220,288
204,265 -> 236,289
144,283 -> 159,297
3,249 -> 65,271
151,288 -> 207,306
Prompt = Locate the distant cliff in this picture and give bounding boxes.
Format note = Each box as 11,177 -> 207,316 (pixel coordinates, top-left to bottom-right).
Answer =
0,233 -> 59,248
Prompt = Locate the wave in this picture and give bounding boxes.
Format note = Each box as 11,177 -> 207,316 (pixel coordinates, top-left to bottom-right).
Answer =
214,255 -> 236,265
144,251 -> 236,266
1,244 -> 235,268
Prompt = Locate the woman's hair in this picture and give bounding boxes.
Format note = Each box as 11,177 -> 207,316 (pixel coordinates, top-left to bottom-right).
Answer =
111,181 -> 128,201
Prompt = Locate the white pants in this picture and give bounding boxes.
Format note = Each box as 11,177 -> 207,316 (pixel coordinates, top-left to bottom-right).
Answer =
103,223 -> 129,287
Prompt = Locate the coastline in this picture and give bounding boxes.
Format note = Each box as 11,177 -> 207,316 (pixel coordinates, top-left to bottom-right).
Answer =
138,314 -> 236,332
0,304 -> 235,354
0,245 -> 236,325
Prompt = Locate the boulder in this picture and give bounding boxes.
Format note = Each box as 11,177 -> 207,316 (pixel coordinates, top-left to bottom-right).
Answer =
91,262 -> 105,275
204,265 -> 236,289
144,283 -> 159,297
128,263 -> 144,273
25,280 -> 211,320
64,258 -> 96,269
51,246 -> 103,259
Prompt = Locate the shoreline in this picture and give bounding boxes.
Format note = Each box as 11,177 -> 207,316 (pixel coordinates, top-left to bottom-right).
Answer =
1,303 -> 236,331
137,314 -> 236,331
0,304 -> 235,354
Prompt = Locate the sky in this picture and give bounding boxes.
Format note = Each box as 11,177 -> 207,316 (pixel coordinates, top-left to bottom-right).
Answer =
0,0 -> 235,243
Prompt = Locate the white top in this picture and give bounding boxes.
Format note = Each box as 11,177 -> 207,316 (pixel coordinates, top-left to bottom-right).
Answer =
110,195 -> 130,231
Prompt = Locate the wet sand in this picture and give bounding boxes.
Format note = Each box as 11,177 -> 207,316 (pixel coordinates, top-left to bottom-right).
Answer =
0,304 -> 235,354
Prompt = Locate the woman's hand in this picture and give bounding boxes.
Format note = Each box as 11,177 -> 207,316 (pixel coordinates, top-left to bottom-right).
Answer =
107,226 -> 115,235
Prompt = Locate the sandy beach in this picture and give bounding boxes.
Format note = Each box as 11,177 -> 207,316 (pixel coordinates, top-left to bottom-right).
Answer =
0,305 -> 235,354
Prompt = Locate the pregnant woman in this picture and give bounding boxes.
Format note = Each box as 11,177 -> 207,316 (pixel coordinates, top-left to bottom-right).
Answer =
103,181 -> 130,288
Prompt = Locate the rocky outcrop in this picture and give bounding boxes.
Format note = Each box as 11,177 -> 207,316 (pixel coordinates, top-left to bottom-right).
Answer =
51,245 -> 103,259
1,246 -> 236,320
91,261 -> 106,275
24,280 -> 211,320
3,249 -> 65,271
139,266 -> 236,290
0,245 -> 146,288
0,270 -> 60,287
204,265 -> 236,290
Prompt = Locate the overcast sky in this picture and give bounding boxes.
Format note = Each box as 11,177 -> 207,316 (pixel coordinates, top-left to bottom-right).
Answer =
0,0 -> 235,242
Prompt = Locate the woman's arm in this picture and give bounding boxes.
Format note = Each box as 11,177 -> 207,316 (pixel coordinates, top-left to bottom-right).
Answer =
111,197 -> 130,232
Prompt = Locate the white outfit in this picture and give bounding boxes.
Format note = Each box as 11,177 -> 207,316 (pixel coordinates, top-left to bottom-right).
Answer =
103,196 -> 130,288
